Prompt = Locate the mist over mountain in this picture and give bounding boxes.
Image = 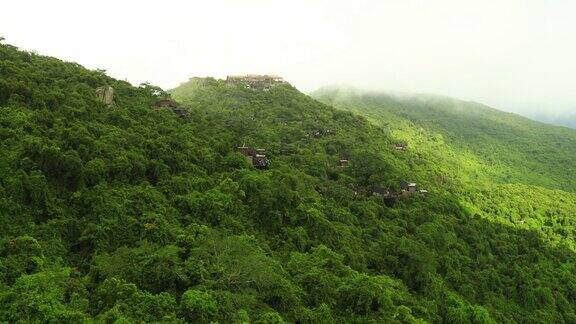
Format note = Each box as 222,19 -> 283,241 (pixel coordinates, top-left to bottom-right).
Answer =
528,112 -> 576,129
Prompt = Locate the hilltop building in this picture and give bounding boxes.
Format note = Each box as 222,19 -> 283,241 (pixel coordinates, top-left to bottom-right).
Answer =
226,75 -> 286,89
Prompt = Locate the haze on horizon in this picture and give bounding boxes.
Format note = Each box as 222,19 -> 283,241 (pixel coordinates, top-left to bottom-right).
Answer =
1,0 -> 575,119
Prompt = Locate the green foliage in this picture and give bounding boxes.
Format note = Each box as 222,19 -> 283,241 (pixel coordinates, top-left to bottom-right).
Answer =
1,43 -> 576,323
180,289 -> 218,323
94,277 -> 178,322
0,236 -> 45,284
0,268 -> 88,322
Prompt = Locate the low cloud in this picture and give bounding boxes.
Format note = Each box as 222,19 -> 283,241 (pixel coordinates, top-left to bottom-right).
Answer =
1,0 -> 574,117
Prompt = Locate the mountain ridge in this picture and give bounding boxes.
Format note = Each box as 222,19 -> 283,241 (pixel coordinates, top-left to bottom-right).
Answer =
311,85 -> 575,132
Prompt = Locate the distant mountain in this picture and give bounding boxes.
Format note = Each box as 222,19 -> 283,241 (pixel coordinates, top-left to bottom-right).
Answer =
312,86 -> 576,192
528,113 -> 576,129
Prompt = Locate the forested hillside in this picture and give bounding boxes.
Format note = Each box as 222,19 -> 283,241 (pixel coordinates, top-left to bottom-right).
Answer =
1,43 -> 576,323
313,86 -> 576,252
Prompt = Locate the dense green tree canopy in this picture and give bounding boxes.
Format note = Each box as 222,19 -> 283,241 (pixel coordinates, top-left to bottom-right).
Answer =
1,43 -> 576,322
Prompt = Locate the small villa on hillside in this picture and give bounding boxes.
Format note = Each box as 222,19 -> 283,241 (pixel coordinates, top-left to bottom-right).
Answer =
236,145 -> 270,169
154,95 -> 189,117
368,185 -> 398,206
400,181 -> 418,197
155,95 -> 179,109
338,156 -> 349,167
369,186 -> 394,198
400,181 -> 428,197
394,143 -> 408,150
308,129 -> 336,138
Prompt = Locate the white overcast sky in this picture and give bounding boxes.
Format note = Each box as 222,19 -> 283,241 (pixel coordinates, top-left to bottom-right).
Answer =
1,0 -> 575,116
